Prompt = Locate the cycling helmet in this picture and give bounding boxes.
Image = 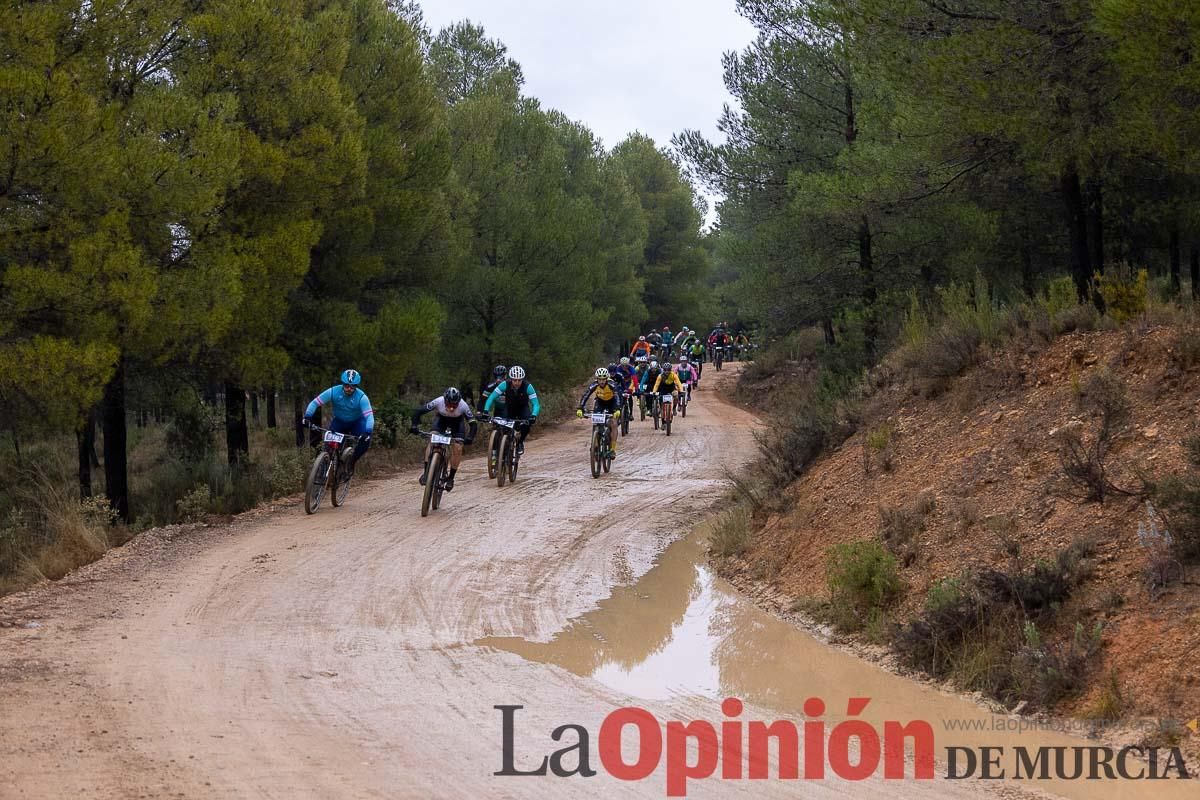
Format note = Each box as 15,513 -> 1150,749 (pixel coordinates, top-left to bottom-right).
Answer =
595,367 -> 610,380
493,364 -> 507,378
620,356 -> 630,365
679,355 -> 689,363
443,386 -> 462,405
662,326 -> 670,331
607,362 -> 619,374
663,363 -> 674,372
508,365 -> 526,381
638,335 -> 646,342
649,360 -> 659,369
341,369 -> 361,386
635,356 -> 648,363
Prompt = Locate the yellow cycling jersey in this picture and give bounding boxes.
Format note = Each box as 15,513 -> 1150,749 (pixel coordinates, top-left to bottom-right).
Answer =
594,383 -> 617,402
653,372 -> 683,393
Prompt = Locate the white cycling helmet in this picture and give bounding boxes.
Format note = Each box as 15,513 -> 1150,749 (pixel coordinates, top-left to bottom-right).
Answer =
619,356 -> 630,365
508,365 -> 526,380
595,367 -> 609,380
649,360 -> 659,369
638,335 -> 646,342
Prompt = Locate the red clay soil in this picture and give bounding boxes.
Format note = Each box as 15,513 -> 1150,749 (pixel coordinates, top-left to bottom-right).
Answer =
724,325 -> 1200,744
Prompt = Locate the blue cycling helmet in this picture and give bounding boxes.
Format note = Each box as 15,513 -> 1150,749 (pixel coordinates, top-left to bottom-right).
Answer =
341,369 -> 361,386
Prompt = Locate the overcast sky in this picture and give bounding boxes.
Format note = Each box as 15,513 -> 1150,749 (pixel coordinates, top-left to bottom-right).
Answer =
419,0 -> 757,159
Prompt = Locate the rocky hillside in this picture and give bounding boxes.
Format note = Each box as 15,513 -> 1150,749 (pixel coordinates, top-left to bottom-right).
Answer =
723,324 -> 1200,752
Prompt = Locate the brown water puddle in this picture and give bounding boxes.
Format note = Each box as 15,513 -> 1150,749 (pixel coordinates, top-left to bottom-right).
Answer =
480,530 -> 1193,799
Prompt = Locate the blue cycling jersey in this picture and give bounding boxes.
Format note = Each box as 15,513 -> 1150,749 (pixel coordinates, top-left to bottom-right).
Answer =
305,386 -> 374,432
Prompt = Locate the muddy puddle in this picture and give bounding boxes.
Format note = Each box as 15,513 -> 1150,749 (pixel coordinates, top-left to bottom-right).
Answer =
480,529 -> 1193,800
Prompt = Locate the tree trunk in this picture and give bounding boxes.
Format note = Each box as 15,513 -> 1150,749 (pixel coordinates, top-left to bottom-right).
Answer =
822,318 -> 836,347
1169,226 -> 1181,296
266,389 -> 277,429
224,381 -> 249,465
250,391 -> 259,423
859,217 -> 877,360
1020,213 -> 1035,299
77,410 -> 96,499
1087,179 -> 1104,274
294,395 -> 305,447
1191,244 -> 1199,302
1061,165 -> 1092,304
102,358 -> 129,522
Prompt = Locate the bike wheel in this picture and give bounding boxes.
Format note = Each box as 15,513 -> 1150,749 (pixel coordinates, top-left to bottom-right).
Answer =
681,400 -> 687,418
639,396 -> 646,421
497,433 -> 512,487
509,444 -> 520,483
589,430 -> 601,478
421,451 -> 441,517
304,451 -> 332,515
331,448 -> 352,507
653,405 -> 660,430
487,430 -> 499,480
602,430 -> 612,473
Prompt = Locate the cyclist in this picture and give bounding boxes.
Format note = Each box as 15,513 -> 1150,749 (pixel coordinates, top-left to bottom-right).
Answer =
734,330 -> 751,359
675,326 -> 694,353
677,356 -> 698,401
302,369 -> 374,476
688,338 -> 706,381
613,357 -> 638,418
653,362 -> 686,414
639,359 -> 664,417
646,330 -> 662,355
483,365 -> 540,455
478,364 -> 508,412
576,367 -> 624,457
409,387 -> 477,492
659,325 -> 673,360
629,335 -> 653,360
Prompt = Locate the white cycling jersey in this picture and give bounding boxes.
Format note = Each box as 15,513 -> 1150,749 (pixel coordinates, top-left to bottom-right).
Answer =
421,397 -> 474,419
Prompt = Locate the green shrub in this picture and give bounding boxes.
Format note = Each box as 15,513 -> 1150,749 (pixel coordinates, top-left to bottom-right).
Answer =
267,448 -> 307,497
1095,267 -> 1148,323
166,395 -> 219,462
176,485 -> 211,522
1044,276 -> 1079,318
925,575 -> 966,613
901,289 -> 930,350
826,540 -> 903,631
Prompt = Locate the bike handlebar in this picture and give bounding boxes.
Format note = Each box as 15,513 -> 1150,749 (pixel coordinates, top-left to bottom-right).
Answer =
308,424 -> 361,444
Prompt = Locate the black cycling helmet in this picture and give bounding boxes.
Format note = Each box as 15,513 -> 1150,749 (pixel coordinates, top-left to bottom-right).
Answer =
493,364 -> 507,378
443,386 -> 462,405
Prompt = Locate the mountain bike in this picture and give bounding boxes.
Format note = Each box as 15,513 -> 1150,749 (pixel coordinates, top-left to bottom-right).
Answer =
678,385 -> 689,418
482,414 -> 524,487
660,392 -> 675,435
712,345 -> 724,371
648,390 -> 661,430
621,392 -> 633,436
412,428 -> 466,517
304,425 -> 360,514
583,411 -> 616,478
638,389 -> 648,421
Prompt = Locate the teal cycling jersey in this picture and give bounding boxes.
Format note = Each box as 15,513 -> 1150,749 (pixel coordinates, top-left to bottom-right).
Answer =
305,386 -> 374,432
484,381 -> 540,417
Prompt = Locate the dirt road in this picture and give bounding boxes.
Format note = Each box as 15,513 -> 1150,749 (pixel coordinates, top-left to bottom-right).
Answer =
0,370 -> 1152,799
